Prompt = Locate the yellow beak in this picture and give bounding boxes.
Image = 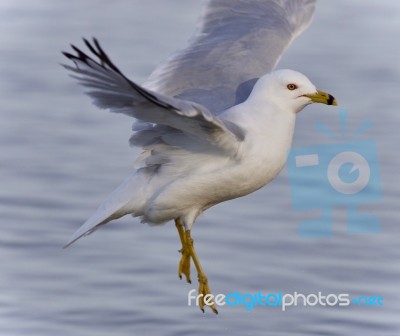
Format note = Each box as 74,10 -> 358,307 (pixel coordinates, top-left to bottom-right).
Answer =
305,89 -> 338,106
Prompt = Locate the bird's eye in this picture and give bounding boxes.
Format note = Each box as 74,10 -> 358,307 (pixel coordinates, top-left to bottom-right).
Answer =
287,83 -> 297,90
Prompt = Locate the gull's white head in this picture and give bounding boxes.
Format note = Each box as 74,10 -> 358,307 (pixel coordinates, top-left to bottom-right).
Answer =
249,69 -> 337,113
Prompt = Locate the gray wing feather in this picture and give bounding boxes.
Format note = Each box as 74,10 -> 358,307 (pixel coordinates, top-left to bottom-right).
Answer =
62,39 -> 242,154
144,0 -> 316,113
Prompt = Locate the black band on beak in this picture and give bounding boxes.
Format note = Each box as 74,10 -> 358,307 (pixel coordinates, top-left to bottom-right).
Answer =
327,94 -> 335,105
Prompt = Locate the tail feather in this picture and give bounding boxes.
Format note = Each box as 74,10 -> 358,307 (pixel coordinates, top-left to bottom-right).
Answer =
64,172 -> 142,248
63,210 -> 115,248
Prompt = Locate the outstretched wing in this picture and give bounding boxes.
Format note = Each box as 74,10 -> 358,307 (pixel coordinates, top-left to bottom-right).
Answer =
62,38 -> 243,154
144,0 -> 316,113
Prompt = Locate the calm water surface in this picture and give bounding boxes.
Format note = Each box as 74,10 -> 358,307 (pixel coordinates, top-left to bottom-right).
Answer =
1,1 -> 399,335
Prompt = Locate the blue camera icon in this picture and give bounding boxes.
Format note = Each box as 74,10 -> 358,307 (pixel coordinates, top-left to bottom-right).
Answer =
287,110 -> 381,238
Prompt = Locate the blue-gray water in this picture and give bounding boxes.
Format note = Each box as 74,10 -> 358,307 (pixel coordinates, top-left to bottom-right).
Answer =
1,1 -> 399,335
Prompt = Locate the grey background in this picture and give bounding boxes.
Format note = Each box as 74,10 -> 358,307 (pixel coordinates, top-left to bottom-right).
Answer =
1,1 -> 399,335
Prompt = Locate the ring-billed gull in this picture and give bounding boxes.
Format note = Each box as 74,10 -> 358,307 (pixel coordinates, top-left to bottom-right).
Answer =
62,0 -> 337,314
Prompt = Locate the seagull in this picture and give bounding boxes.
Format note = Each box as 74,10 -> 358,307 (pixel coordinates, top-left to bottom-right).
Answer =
62,0 -> 337,314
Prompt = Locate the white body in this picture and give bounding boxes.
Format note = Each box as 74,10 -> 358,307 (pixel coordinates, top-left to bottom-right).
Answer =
63,38 -> 321,247
132,98 -> 295,226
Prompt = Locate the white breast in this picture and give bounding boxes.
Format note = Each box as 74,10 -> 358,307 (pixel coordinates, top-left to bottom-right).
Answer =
142,101 -> 296,225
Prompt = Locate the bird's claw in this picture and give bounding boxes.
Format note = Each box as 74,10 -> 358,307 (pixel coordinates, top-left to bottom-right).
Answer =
178,247 -> 191,283
198,274 -> 218,314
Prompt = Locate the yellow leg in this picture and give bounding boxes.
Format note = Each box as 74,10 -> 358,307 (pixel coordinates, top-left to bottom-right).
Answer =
175,218 -> 218,314
175,219 -> 191,283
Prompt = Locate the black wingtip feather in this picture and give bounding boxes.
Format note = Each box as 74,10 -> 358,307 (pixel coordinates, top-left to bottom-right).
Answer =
92,38 -> 122,74
62,37 -> 127,78
83,37 -> 99,57
62,51 -> 75,59
71,44 -> 89,60
62,37 -> 178,111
